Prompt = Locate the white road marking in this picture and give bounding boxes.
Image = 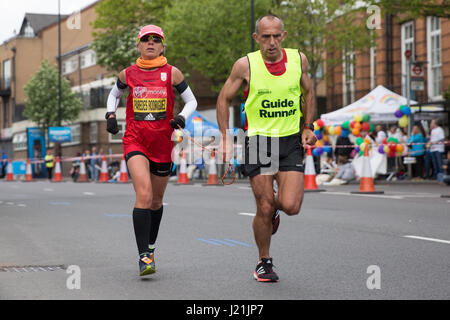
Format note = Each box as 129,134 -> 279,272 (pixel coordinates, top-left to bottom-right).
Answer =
403,235 -> 450,245
17,204 -> 26,207
239,212 -> 256,217
238,186 -> 252,190
83,192 -> 95,196
44,188 -> 54,192
322,191 -> 404,200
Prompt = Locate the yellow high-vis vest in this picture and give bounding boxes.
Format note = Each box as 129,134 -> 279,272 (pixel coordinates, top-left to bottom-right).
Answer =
244,48 -> 303,137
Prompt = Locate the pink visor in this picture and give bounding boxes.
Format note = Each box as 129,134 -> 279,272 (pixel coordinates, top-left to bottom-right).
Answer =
137,25 -> 165,42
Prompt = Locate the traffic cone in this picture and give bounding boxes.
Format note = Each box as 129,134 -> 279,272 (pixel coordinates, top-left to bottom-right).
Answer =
77,157 -> 88,182
6,160 -> 14,181
304,146 -> 325,192
24,159 -> 33,182
351,145 -> 384,194
99,156 -> 108,183
176,151 -> 191,185
53,157 -> 62,182
118,155 -> 129,183
203,150 -> 221,186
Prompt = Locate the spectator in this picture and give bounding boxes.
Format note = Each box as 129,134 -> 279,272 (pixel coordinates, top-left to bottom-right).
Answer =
429,119 -> 445,181
1,152 -> 7,178
323,160 -> 356,185
335,134 -> 353,165
441,141 -> 450,185
90,146 -> 99,181
375,125 -> 386,145
71,152 -> 82,182
44,149 -> 54,180
407,125 -> 425,179
83,149 -> 91,180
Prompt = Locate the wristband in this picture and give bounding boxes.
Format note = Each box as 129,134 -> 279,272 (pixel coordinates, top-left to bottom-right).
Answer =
303,123 -> 314,131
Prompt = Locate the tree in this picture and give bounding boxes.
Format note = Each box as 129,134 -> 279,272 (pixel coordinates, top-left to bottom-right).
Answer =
377,0 -> 450,18
24,60 -> 83,146
163,0 -> 274,92
273,0 -> 375,116
91,0 -> 169,72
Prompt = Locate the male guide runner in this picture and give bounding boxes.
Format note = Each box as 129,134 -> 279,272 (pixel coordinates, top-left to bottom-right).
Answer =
105,25 -> 197,276
217,14 -> 317,282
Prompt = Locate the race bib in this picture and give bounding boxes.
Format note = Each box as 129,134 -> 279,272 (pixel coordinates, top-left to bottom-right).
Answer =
132,86 -> 167,121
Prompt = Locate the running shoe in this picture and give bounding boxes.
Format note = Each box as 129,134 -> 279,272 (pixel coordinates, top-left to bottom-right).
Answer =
253,258 -> 279,282
272,209 -> 280,235
139,252 -> 155,276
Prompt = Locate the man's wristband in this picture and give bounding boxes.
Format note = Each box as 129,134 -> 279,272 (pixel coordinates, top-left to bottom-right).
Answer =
303,123 -> 314,131
105,112 -> 116,120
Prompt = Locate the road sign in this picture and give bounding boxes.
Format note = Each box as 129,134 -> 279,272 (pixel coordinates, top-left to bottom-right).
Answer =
411,64 -> 424,77
404,50 -> 411,60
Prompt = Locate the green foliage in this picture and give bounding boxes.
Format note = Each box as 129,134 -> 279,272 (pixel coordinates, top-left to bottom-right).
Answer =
377,0 -> 450,18
24,60 -> 83,130
274,0 -> 375,82
91,0 -> 169,72
162,0 -> 274,91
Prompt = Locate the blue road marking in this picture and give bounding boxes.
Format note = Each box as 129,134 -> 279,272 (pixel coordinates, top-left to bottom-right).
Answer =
49,201 -> 71,206
197,238 -> 252,247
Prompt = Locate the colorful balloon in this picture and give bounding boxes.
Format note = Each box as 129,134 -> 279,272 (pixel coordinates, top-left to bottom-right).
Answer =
394,110 -> 403,118
316,119 -> 324,128
362,114 -> 371,122
354,122 -> 361,130
361,122 -> 371,132
342,121 -> 350,129
352,128 -> 360,136
378,145 -> 385,154
334,126 -> 342,136
396,144 -> 404,153
354,113 -> 363,122
399,115 -> 408,128
356,137 -> 364,145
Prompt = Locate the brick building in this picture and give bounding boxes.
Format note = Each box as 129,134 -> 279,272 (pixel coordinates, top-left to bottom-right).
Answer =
326,13 -> 449,121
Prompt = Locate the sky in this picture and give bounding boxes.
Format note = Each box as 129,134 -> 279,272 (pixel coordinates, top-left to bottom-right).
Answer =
0,0 -> 98,44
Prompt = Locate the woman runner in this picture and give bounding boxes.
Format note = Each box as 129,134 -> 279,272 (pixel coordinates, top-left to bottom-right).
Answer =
105,25 -> 197,276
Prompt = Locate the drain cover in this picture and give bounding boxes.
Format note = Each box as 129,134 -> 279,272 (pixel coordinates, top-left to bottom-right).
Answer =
0,265 -> 66,272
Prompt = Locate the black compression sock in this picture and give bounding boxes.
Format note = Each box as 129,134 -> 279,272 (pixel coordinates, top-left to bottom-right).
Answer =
149,206 -> 163,247
132,208 -> 151,255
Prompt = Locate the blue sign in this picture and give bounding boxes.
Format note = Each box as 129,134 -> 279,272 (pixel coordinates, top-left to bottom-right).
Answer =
26,127 -> 46,178
49,127 -> 71,143
12,161 -> 26,175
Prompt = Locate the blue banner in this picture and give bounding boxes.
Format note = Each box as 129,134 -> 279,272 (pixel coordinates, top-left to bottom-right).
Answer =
49,127 -> 71,143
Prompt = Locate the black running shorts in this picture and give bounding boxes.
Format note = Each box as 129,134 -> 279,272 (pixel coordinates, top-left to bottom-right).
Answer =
125,151 -> 173,177
242,132 -> 305,177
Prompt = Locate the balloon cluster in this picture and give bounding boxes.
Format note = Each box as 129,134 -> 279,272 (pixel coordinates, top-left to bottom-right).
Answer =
341,113 -> 374,137
311,119 -> 332,157
377,136 -> 404,157
354,136 -> 373,157
394,105 -> 411,128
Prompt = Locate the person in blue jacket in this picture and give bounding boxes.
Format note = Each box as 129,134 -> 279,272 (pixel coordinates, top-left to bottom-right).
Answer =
407,124 -> 425,179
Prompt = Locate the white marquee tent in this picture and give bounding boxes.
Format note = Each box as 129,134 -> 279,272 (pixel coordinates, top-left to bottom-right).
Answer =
320,85 -> 418,125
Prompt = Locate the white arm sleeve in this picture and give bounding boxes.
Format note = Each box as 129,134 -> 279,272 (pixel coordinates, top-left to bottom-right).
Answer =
106,82 -> 125,113
179,86 -> 197,120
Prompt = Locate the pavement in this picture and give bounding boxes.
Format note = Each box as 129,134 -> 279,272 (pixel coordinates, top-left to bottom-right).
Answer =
0,178 -> 449,300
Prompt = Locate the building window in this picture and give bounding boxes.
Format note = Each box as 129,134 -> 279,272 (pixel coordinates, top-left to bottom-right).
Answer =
109,121 -> 125,143
401,21 -> 415,97
342,44 -> 355,106
23,20 -> 34,37
3,100 -> 9,128
62,124 -> 81,146
90,122 -> 98,143
3,59 -> 11,89
13,132 -> 27,151
81,49 -> 96,69
427,16 -> 442,100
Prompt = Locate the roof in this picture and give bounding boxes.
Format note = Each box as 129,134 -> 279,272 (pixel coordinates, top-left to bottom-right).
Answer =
20,13 -> 69,36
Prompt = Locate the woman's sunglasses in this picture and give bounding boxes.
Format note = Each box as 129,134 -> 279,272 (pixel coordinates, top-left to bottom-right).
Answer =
139,35 -> 164,44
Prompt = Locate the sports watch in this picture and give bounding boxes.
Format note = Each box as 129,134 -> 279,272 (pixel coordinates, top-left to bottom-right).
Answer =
303,123 -> 314,131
